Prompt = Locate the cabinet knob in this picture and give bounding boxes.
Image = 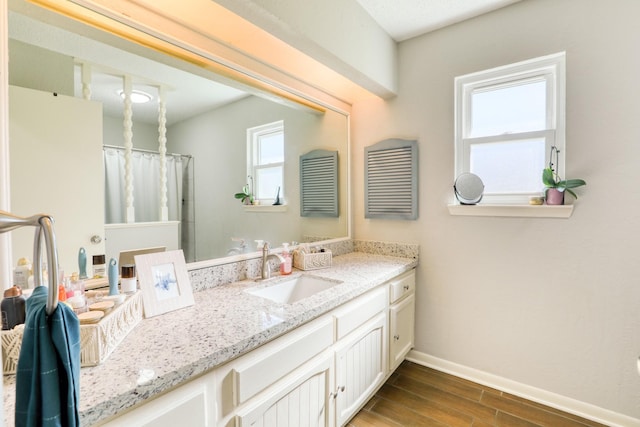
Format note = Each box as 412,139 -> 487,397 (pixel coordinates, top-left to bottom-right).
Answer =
394,334 -> 400,341
403,285 -> 410,291
330,385 -> 346,399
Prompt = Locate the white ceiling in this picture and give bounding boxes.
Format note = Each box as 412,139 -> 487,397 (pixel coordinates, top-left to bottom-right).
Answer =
356,0 -> 522,41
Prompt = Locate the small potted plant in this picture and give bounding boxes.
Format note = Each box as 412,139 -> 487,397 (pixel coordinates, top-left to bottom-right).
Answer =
542,146 -> 586,205
234,185 -> 253,205
234,176 -> 254,205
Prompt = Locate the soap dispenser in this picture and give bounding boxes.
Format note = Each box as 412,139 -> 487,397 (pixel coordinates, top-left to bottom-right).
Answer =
280,243 -> 292,275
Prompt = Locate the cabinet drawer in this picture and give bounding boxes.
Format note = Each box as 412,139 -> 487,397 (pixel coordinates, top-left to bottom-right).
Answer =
389,270 -> 415,304
233,317 -> 333,404
333,286 -> 386,340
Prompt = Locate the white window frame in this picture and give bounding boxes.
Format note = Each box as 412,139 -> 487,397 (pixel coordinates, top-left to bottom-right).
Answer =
454,52 -> 566,205
247,120 -> 284,205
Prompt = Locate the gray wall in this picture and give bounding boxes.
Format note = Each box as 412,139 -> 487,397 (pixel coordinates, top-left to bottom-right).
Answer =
352,0 -> 640,419
168,95 -> 347,261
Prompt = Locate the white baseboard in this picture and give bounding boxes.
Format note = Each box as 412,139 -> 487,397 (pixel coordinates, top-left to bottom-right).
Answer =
407,350 -> 640,427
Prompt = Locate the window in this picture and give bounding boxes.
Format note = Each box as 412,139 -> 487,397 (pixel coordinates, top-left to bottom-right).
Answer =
455,52 -> 565,204
247,121 -> 284,204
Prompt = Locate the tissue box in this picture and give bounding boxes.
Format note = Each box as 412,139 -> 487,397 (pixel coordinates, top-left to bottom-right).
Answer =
293,250 -> 332,270
1,291 -> 143,374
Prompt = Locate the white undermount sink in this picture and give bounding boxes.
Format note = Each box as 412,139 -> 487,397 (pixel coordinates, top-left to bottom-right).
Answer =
246,275 -> 343,304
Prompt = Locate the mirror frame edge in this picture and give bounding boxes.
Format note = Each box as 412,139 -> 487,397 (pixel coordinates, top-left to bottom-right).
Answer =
1,3 -> 11,287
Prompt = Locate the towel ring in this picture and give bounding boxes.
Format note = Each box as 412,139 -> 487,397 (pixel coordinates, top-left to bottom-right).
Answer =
0,211 -> 59,315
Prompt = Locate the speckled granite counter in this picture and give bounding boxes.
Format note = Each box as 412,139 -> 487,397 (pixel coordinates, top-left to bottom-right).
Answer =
3,250 -> 417,426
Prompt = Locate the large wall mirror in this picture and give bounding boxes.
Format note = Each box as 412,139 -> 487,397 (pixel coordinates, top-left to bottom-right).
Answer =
5,1 -> 349,276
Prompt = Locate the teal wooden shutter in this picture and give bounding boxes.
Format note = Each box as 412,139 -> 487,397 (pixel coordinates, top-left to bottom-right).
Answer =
365,139 -> 418,220
300,149 -> 338,217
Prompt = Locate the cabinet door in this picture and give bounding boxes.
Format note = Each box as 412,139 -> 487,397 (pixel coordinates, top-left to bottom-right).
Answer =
334,312 -> 387,427
389,293 -> 415,371
236,354 -> 333,427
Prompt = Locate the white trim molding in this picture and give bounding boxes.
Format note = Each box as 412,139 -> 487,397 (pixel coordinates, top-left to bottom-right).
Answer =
407,350 -> 640,427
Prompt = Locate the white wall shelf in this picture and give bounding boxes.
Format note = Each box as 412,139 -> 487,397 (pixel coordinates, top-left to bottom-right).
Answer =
243,204 -> 288,213
447,204 -> 573,218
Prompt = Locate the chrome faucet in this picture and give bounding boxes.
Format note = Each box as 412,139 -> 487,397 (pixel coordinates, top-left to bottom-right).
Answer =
261,241 -> 285,280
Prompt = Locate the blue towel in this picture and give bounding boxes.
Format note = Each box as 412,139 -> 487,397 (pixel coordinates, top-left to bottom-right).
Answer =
15,286 -> 81,427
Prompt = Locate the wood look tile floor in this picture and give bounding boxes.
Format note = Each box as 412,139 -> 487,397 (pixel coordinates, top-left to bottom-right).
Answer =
348,361 -> 607,427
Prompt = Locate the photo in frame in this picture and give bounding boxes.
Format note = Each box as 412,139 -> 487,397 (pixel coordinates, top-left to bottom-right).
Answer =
135,249 -> 194,318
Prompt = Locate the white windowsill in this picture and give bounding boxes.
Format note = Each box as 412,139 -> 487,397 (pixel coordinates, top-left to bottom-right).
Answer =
447,204 -> 573,218
243,204 -> 287,213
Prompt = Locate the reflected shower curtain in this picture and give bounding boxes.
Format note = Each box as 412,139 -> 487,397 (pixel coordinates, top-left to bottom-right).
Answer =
104,148 -> 183,223
104,147 -> 195,261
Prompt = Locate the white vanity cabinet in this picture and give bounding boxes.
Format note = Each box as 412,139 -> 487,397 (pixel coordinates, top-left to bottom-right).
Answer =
219,287 -> 388,427
96,268 -> 416,427
388,270 -> 416,371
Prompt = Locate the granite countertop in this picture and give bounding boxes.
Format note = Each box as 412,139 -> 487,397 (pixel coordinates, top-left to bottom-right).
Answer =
3,251 -> 417,426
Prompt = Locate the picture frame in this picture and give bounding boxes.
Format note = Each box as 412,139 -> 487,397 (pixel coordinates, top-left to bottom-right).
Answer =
135,249 -> 194,318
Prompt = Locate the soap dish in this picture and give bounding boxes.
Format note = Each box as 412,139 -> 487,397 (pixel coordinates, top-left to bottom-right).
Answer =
89,300 -> 115,314
78,310 -> 105,324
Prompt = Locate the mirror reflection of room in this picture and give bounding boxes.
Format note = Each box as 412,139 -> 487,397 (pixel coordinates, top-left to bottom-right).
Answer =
7,4 -> 347,276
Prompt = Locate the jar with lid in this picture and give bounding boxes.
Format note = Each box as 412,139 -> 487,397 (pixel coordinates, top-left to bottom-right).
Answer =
120,264 -> 137,293
92,254 -> 106,278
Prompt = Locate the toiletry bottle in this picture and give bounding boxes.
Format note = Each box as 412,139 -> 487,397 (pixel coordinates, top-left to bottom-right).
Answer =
69,272 -> 87,314
13,258 -> 31,289
78,247 -> 88,279
93,254 -> 106,278
58,270 -> 67,301
120,264 -> 137,294
1,286 -> 26,330
108,258 -> 119,295
280,243 -> 292,275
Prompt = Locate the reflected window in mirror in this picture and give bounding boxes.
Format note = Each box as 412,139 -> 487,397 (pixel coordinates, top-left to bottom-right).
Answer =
248,120 -> 284,204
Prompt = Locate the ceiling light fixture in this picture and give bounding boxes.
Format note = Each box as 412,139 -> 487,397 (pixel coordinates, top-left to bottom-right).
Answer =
117,89 -> 153,104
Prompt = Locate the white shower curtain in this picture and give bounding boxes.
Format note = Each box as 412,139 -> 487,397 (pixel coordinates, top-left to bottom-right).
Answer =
104,147 -> 184,224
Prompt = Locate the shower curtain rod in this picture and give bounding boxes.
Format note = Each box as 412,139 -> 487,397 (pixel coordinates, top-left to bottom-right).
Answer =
103,144 -> 192,159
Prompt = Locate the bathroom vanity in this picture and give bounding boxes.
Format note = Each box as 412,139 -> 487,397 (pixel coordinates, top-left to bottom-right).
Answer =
3,251 -> 417,426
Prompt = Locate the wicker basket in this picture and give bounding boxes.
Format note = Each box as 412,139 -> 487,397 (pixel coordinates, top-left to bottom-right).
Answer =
1,291 -> 143,374
293,250 -> 332,271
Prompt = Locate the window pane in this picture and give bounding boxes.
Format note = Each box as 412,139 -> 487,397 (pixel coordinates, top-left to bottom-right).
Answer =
470,138 -> 545,193
258,132 -> 284,164
470,80 -> 546,137
256,166 -> 282,199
